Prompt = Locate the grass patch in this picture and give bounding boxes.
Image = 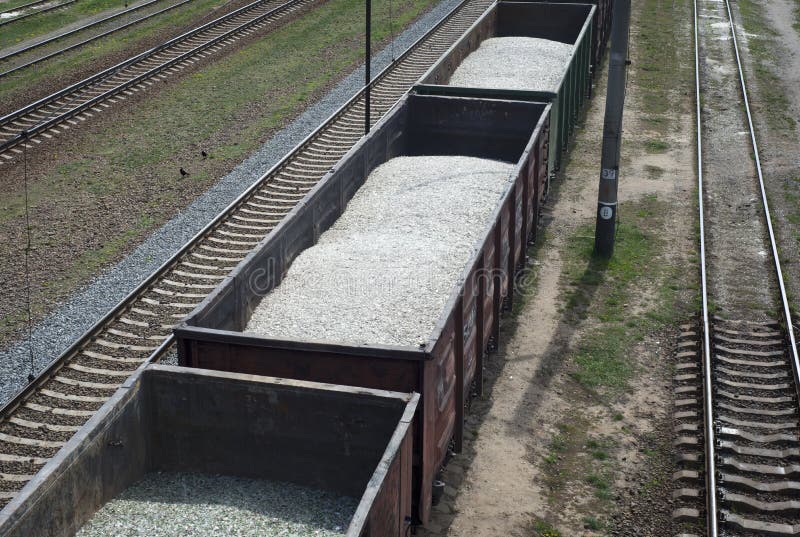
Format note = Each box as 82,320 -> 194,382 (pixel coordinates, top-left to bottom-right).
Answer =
794,0 -> 800,35
736,0 -> 796,131
64,213 -> 155,288
583,516 -> 603,531
530,518 -> 562,537
587,438 -> 609,461
572,326 -> 636,390
586,473 -> 612,500
644,139 -> 669,153
560,195 -> 689,395
644,164 -> 665,179
635,0 -> 692,131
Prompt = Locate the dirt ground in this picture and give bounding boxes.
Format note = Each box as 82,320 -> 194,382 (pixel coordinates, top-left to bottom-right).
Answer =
417,0 -> 698,534
739,0 -> 800,310
698,0 -> 777,319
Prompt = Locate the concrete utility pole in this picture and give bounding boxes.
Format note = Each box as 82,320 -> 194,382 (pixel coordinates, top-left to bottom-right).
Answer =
364,0 -> 371,135
594,0 -> 632,257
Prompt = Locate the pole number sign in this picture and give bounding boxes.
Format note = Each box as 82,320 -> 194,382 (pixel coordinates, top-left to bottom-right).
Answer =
601,168 -> 617,180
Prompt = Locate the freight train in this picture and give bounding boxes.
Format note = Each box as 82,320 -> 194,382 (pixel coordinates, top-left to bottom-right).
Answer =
0,1 -> 612,535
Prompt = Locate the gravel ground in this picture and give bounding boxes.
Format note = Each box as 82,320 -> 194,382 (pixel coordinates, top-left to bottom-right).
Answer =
246,156 -> 512,347
0,0 -> 461,405
76,472 -> 357,537
448,37 -> 573,92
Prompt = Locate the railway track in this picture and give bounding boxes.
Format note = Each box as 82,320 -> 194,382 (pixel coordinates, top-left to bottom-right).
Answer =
675,0 -> 800,534
0,0 -> 322,162
0,0 -> 194,78
0,0 -> 77,27
0,0 -> 493,509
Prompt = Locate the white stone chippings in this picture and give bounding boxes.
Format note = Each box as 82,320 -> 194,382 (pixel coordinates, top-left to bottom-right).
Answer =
76,473 -> 358,537
448,36 -> 574,92
246,155 -> 514,347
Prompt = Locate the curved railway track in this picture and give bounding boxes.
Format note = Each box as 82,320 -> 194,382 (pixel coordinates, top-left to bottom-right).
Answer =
0,0 -> 321,163
681,0 -> 800,534
0,0 -> 194,78
0,0 -> 493,509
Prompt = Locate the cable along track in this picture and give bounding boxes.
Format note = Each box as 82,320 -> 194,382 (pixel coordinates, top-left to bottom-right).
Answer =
0,0 -> 494,510
0,0 -> 321,162
691,0 -> 800,533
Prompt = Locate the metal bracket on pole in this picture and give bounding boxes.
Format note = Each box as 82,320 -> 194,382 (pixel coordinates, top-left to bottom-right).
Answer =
594,0 -> 631,257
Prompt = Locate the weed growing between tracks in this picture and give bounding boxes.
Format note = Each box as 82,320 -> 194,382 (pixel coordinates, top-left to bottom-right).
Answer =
730,0 -> 800,313
795,0 -> 800,34
735,0 -> 796,133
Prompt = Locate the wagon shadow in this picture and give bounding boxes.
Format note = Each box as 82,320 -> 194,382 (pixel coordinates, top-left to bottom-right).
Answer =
422,146 -> 611,535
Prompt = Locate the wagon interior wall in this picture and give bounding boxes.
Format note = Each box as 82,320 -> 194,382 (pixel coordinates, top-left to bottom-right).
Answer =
416,1 -> 594,177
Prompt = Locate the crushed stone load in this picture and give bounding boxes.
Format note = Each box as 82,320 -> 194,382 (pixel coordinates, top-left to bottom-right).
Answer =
448,36 -> 574,92
246,155 -> 514,347
76,472 -> 358,537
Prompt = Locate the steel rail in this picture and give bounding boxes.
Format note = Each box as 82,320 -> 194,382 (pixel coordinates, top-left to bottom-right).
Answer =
0,0 -> 56,17
0,0 -> 479,421
722,0 -> 800,394
0,0 -> 77,27
696,0 -> 800,533
0,0 -> 291,126
0,0 -> 308,155
0,0 -> 192,77
692,0 -> 718,532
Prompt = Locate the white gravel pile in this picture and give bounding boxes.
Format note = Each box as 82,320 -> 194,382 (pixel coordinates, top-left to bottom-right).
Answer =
448,36 -> 574,92
245,156 -> 513,347
76,472 -> 357,537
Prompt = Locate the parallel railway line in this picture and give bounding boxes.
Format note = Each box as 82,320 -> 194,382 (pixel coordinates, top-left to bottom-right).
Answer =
0,0 -> 77,27
684,0 -> 800,533
0,0 -> 322,161
0,0 -> 194,77
0,0 -> 493,509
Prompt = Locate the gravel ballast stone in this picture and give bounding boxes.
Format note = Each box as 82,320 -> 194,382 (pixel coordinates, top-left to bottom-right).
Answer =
246,155 -> 513,347
448,36 -> 574,92
76,472 -> 358,537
